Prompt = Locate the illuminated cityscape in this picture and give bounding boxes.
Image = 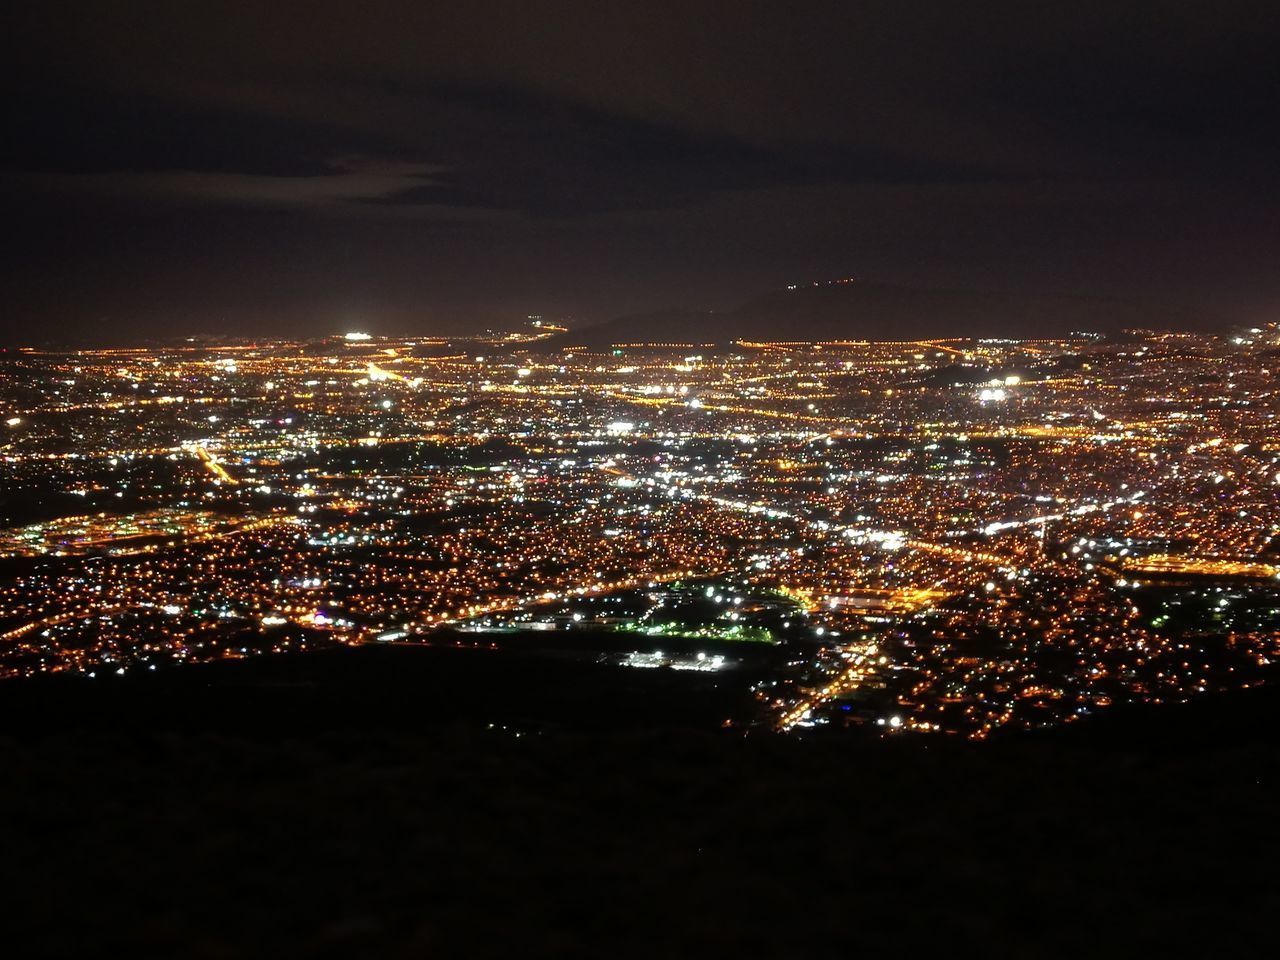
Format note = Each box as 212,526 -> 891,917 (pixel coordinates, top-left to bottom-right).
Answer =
6,3 -> 1280,954
4,322 -> 1278,739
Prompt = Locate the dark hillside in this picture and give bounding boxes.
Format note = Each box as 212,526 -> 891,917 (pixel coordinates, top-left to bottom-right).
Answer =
2,648 -> 1276,958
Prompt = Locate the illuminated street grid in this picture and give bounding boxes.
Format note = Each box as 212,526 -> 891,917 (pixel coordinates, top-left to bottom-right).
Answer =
2,322 -> 1279,737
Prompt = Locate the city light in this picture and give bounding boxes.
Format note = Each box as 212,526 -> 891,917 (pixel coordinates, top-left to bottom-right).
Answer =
0,323 -> 1278,743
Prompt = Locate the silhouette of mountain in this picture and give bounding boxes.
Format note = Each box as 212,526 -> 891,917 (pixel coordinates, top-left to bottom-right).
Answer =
539,282 -> 1217,349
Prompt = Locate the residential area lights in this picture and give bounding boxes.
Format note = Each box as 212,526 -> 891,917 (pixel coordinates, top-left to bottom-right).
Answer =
1,323 -> 1279,738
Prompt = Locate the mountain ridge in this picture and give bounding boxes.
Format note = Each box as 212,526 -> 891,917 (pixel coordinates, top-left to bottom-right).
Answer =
535,282 -> 1220,349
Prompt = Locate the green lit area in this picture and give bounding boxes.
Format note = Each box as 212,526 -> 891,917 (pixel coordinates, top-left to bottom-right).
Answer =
613,620 -> 775,644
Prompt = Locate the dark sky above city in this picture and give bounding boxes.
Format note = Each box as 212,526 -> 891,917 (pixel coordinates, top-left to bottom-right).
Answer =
3,0 -> 1278,342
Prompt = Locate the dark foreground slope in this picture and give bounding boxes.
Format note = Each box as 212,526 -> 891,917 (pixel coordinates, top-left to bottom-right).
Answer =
2,646 -> 1277,959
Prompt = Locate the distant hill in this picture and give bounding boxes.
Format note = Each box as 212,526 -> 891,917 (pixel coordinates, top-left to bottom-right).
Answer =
537,282 -> 1218,349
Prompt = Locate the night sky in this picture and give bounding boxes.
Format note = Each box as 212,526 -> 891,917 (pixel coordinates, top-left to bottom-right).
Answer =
4,1 -> 1278,342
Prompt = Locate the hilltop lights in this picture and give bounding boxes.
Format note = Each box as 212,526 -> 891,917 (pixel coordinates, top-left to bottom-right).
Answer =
343,332 -> 372,341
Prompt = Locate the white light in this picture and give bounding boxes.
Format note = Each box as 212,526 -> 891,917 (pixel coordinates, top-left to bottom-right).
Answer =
344,331 -> 372,341
606,420 -> 635,435
4,417 -> 20,427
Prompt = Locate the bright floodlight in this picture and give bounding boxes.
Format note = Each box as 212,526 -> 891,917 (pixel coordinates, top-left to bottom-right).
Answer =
344,331 -> 372,341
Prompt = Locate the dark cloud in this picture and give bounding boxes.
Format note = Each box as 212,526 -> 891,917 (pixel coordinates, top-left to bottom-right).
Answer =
9,158 -> 516,219
2,0 -> 1279,340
